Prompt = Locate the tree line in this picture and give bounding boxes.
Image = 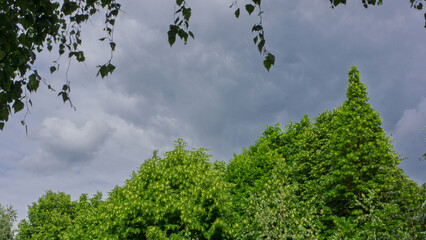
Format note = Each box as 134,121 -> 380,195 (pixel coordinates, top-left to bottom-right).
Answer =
2,67 -> 425,239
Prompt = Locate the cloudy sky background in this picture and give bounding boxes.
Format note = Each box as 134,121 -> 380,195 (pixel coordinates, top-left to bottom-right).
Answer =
1,0 -> 425,221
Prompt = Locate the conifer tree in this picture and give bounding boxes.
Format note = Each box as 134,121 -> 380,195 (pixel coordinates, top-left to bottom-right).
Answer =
226,66 -> 424,239
317,66 -> 423,239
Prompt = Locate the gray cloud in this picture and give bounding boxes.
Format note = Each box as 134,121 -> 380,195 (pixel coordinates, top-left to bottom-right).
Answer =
20,118 -> 114,173
393,98 -> 426,183
1,0 -> 425,222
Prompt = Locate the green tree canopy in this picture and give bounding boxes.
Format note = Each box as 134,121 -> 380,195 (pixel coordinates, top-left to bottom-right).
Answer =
0,203 -> 17,240
226,66 -> 425,239
16,190 -> 79,240
90,140 -> 235,239
34,140 -> 236,240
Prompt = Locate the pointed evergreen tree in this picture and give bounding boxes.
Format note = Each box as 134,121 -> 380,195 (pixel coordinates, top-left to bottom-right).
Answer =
325,66 -> 389,209
318,66 -> 423,238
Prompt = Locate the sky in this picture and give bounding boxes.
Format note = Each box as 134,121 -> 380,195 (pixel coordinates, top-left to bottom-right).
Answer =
1,0 -> 425,222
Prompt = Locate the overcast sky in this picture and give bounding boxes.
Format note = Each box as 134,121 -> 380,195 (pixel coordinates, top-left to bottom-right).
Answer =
1,0 -> 425,221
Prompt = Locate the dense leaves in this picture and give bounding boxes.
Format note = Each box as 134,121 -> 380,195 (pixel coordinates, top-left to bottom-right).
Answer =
14,68 -> 425,239
17,140 -> 236,240
226,66 -> 425,239
0,0 -> 120,130
16,191 -> 79,240
86,140 -> 236,239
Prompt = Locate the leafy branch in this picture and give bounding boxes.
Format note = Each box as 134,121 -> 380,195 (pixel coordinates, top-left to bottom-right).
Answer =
0,0 -> 121,131
168,0 -> 194,46
231,0 -> 275,71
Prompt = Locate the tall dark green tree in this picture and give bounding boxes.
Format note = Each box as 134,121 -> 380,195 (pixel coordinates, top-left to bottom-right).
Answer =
225,66 -> 425,239
312,66 -> 423,239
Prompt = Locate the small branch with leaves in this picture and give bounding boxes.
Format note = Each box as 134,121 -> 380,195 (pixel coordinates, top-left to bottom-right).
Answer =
231,0 -> 275,71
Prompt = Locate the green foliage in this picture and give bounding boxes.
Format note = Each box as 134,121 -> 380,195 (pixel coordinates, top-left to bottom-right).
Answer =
310,67 -> 423,239
168,0 -> 194,46
15,190 -> 105,240
236,160 -> 321,240
60,192 -> 104,239
62,139 -> 236,239
331,0 -> 425,26
16,190 -> 78,240
0,203 -> 17,240
226,66 -> 425,239
15,67 -> 426,239
413,183 -> 426,238
0,0 -> 120,130
228,0 -> 275,71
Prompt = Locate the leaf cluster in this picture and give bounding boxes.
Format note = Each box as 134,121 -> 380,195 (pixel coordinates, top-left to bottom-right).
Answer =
230,0 -> 275,71
0,0 -> 120,130
168,0 -> 194,46
330,0 -> 425,27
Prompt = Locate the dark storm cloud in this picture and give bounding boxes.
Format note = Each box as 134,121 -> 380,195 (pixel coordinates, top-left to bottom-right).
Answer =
1,0 -> 425,222
107,1 -> 425,173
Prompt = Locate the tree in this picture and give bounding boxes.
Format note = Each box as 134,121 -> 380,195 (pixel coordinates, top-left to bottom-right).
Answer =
234,160 -> 320,240
14,67 -> 426,238
225,66 -> 425,239
413,182 -> 426,238
65,139 -> 236,240
16,190 -> 78,240
1,0 -> 425,131
0,203 -> 17,240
